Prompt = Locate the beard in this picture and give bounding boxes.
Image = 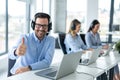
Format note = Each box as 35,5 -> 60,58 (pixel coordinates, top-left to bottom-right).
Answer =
35,30 -> 47,40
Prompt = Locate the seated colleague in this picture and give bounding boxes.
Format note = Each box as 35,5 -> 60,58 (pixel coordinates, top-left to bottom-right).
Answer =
85,19 -> 120,80
85,19 -> 108,49
8,12 -> 55,75
64,19 -> 92,54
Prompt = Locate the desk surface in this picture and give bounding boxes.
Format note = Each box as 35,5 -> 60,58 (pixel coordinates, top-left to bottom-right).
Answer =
76,50 -> 120,79
59,72 -> 93,80
6,50 -> 120,80
88,51 -> 120,71
77,65 -> 104,77
6,70 -> 93,80
6,49 -> 93,80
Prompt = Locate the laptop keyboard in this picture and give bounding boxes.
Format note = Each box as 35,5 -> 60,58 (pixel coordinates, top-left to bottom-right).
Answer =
35,68 -> 57,77
46,70 -> 57,77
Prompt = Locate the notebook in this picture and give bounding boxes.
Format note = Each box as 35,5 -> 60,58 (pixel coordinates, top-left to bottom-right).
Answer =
102,43 -> 114,56
35,51 -> 82,80
79,46 -> 102,66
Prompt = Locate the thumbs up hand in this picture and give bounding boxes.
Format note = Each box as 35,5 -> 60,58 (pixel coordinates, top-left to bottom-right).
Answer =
15,37 -> 27,56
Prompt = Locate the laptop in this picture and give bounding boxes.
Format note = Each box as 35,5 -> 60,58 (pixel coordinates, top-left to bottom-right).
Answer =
35,51 -> 82,80
79,46 -> 102,66
102,43 -> 114,56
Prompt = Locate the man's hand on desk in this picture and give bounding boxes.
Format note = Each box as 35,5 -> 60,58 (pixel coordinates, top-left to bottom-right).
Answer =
15,66 -> 31,74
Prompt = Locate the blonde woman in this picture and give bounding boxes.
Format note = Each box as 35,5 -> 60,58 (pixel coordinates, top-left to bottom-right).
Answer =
64,19 -> 92,54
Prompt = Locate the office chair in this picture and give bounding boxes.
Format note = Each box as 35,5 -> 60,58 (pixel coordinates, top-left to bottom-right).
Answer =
8,58 -> 16,77
55,38 -> 60,49
58,33 -> 67,54
80,34 -> 86,45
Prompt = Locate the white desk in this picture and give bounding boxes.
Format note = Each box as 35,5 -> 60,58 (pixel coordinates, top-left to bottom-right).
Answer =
76,65 -> 105,78
6,70 -> 93,80
6,49 -> 93,80
6,50 -> 120,80
88,51 -> 120,71
59,72 -> 93,80
76,50 -> 120,80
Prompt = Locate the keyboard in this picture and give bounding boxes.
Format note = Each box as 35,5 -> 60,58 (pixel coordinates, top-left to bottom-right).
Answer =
35,68 -> 57,77
46,70 -> 57,77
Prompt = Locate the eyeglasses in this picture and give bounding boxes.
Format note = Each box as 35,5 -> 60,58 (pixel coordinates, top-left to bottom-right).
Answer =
35,23 -> 48,29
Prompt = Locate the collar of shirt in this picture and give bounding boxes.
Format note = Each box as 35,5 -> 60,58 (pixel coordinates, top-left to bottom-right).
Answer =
90,31 -> 98,36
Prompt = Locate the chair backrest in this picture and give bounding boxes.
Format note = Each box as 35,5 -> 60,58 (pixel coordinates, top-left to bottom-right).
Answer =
58,33 -> 67,54
8,58 -> 16,77
80,34 -> 86,45
55,38 -> 60,49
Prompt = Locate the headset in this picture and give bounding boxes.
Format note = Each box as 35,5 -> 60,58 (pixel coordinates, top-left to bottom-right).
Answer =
70,19 -> 81,30
71,22 -> 76,30
31,12 -> 52,32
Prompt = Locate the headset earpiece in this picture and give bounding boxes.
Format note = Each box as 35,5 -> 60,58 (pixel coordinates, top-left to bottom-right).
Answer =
48,22 -> 52,32
71,23 -> 76,30
47,18 -> 52,32
31,20 -> 35,30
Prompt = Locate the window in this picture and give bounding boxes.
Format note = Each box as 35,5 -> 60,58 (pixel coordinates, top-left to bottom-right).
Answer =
99,0 -> 120,42
0,0 -> 6,54
98,0 -> 110,42
67,0 -> 86,33
36,0 -> 50,13
8,0 -> 26,49
113,0 -> 120,41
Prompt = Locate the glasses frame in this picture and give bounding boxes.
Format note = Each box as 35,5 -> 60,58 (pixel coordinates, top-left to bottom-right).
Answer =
35,23 -> 48,29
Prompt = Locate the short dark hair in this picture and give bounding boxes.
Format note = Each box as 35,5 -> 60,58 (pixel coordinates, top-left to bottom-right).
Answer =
34,12 -> 51,23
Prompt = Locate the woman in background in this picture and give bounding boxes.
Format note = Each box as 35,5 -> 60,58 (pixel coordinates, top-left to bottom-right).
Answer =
85,19 -> 120,80
64,19 -> 92,54
85,19 -> 108,49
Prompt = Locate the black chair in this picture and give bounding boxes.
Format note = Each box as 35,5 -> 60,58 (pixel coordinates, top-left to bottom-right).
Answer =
55,38 -> 60,49
58,33 -> 67,54
80,34 -> 86,45
8,58 -> 16,77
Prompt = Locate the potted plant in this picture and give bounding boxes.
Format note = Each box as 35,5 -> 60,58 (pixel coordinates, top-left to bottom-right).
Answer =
115,40 -> 120,53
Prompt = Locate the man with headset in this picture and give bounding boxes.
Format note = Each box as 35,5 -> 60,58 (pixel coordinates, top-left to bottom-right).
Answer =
8,12 -> 55,75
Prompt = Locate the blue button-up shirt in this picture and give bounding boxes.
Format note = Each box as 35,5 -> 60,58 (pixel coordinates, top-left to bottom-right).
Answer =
8,32 -> 55,74
64,33 -> 88,54
85,31 -> 102,49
